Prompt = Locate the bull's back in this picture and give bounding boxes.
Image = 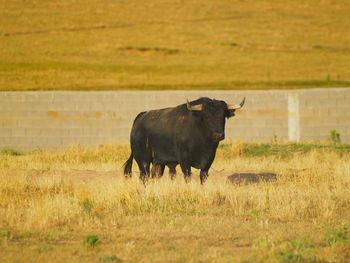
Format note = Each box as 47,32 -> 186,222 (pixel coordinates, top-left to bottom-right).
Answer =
132,107 -> 188,159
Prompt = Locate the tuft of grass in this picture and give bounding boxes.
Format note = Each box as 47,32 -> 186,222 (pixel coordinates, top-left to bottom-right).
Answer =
274,238 -> 317,263
329,129 -> 341,145
83,234 -> 101,248
81,199 -> 94,215
323,224 -> 350,246
99,255 -> 122,262
253,237 -> 318,263
1,148 -> 21,156
34,244 -> 51,253
251,209 -> 261,225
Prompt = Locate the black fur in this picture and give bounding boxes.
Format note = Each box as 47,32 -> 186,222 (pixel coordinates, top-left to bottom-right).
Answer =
123,97 -> 242,184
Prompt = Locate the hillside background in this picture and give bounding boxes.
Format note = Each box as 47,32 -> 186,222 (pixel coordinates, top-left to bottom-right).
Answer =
1,0 -> 350,91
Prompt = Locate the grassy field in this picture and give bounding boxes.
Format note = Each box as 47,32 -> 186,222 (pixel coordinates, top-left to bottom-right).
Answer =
1,141 -> 350,262
1,0 -> 350,91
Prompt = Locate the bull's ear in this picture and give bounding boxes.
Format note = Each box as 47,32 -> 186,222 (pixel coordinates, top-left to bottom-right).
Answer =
225,109 -> 235,118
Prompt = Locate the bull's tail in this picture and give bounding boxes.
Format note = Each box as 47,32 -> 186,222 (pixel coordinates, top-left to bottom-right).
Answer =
123,153 -> 133,177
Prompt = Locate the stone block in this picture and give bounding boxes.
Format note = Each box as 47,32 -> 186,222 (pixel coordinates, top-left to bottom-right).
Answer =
31,92 -> 55,102
328,107 -> 345,117
1,118 -> 18,127
25,128 -> 70,137
30,101 -> 54,111
90,137 -> 114,145
0,136 -> 32,145
12,128 -> 26,137
1,101 -> 25,111
300,108 -> 315,118
18,119 -> 62,129
59,137 -> 90,148
69,128 -> 85,137
336,97 -> 350,107
300,126 -> 316,136
32,136 -> 48,146
0,101 -> 12,111
0,128 -> 12,136
61,119 -> 89,129
73,102 -> 92,111
252,119 -> 267,127
52,92 -> 87,102
265,119 -> 286,128
0,92 -> 25,102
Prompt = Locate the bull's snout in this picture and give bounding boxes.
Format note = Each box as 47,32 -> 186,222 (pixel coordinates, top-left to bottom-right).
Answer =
213,132 -> 225,142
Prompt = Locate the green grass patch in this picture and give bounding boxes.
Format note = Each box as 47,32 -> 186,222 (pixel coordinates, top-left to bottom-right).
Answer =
323,224 -> 350,246
219,142 -> 350,159
83,234 -> 101,248
252,236 -> 318,263
1,148 -> 21,156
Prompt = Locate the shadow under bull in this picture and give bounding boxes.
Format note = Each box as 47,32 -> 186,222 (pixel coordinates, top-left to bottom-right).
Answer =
227,173 -> 277,185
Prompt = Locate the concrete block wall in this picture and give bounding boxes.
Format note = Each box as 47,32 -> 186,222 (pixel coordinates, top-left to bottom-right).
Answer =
0,88 -> 349,151
298,88 -> 350,142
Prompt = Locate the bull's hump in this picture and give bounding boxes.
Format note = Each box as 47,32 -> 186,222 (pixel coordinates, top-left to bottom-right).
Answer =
147,107 -> 180,119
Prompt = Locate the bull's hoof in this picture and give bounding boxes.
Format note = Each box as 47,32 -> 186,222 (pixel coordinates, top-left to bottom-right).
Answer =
227,173 -> 277,185
124,173 -> 132,179
184,176 -> 191,183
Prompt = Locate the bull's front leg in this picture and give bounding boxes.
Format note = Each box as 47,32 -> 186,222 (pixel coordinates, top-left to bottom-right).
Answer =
180,163 -> 191,183
200,170 -> 209,184
168,163 -> 177,180
199,148 -> 217,184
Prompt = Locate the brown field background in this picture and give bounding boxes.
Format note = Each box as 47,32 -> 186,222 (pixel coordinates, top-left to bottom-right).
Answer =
1,0 -> 350,91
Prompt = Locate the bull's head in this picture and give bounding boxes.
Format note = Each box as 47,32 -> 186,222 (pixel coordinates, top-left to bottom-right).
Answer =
186,97 -> 245,142
186,97 -> 245,113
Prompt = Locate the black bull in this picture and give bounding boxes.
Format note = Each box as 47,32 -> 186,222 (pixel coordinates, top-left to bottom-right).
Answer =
123,97 -> 245,184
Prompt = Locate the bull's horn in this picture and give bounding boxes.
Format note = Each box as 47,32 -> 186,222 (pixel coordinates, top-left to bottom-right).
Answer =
186,99 -> 203,111
227,97 -> 246,110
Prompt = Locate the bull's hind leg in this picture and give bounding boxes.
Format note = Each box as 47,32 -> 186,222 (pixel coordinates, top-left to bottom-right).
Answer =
151,163 -> 165,178
136,160 -> 151,184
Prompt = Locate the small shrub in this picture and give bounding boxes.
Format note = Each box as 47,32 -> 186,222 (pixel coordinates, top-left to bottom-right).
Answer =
252,237 -> 318,263
272,135 -> 278,144
35,244 -> 51,253
81,199 -> 94,214
99,255 -> 122,262
1,148 -> 21,156
324,224 -> 349,245
329,130 -> 341,145
83,234 -> 101,248
251,209 -> 261,224
274,238 -> 316,263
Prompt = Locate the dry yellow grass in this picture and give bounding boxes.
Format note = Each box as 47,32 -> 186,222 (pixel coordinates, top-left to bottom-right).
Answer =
1,0 -> 350,91
1,142 -> 350,262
